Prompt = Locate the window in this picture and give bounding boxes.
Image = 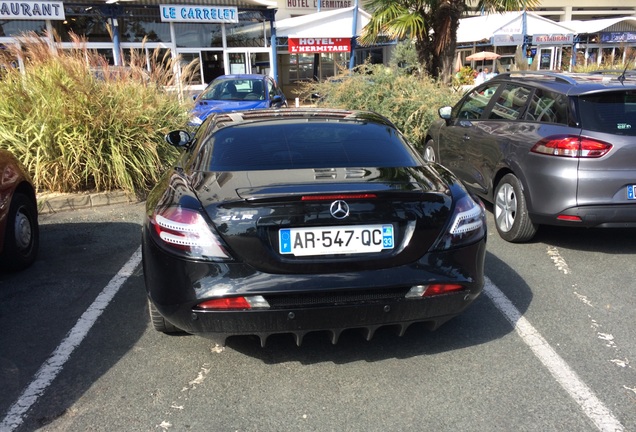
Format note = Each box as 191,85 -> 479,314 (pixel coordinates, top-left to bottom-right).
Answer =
0,20 -> 46,37
454,83 -> 501,120
51,6 -> 111,42
119,7 -> 171,43
578,91 -> 636,136
206,121 -> 419,171
489,84 -> 531,120
174,23 -> 223,48
525,89 -> 568,124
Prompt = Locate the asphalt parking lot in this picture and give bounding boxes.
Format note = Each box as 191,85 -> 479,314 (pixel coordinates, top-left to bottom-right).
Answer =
0,200 -> 634,432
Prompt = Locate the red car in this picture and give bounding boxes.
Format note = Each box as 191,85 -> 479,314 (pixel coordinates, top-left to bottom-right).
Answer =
0,149 -> 39,271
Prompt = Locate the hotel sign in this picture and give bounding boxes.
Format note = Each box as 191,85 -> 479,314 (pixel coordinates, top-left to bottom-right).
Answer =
160,4 -> 238,23
0,1 -> 64,20
289,38 -> 351,53
286,0 -> 352,10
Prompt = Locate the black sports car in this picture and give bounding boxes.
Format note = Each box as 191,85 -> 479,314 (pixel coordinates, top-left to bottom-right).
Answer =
142,108 -> 486,346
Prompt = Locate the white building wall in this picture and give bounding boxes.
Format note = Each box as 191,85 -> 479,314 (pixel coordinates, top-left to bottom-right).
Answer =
276,0 -> 636,22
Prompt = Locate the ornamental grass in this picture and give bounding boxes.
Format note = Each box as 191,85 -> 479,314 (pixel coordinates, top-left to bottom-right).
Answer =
0,32 -> 194,197
299,62 -> 461,150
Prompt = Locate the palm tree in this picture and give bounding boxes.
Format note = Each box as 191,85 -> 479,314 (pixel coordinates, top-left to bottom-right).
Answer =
360,0 -> 537,83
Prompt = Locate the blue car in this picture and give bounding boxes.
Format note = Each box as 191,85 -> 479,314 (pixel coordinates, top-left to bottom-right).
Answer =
189,74 -> 287,126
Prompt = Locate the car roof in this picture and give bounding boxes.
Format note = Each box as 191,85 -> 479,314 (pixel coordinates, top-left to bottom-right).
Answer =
491,71 -> 636,96
214,74 -> 269,80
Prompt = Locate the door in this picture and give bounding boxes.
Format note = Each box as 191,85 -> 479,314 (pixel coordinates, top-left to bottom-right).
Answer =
438,82 -> 503,194
538,47 -> 555,70
226,49 -> 272,75
201,51 -> 224,84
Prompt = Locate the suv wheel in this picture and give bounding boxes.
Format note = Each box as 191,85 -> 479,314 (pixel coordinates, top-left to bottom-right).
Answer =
423,140 -> 436,163
494,174 -> 537,242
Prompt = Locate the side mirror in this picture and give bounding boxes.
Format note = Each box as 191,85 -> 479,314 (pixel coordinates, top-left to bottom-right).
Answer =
192,94 -> 199,101
165,130 -> 192,147
438,106 -> 452,120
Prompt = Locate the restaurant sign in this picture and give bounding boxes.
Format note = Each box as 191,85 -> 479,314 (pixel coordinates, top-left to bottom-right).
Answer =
288,38 -> 351,53
600,32 -> 636,43
0,1 -> 64,20
160,4 -> 237,23
492,34 -> 524,46
532,34 -> 573,45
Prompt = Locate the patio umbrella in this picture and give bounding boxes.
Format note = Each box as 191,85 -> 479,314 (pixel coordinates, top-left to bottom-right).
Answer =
465,51 -> 501,61
455,52 -> 463,72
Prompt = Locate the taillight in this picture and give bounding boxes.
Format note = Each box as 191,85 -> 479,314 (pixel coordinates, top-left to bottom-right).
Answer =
433,194 -> 486,250
150,206 -> 231,261
196,296 -> 269,310
531,136 -> 612,158
557,214 -> 582,222
406,284 -> 465,298
301,194 -> 377,201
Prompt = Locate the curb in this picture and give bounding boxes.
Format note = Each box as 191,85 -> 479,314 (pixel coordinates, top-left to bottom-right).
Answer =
37,190 -> 138,215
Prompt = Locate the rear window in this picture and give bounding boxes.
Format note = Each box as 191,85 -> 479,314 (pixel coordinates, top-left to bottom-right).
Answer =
205,121 -> 420,171
578,91 -> 636,135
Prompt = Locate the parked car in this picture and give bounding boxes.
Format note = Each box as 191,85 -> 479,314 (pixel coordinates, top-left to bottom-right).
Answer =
142,108 -> 487,346
426,70 -> 636,242
189,74 -> 287,126
0,149 -> 39,271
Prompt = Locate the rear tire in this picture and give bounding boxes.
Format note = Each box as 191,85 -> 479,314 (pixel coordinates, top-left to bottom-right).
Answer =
1,193 -> 39,271
494,174 -> 537,242
147,298 -> 182,333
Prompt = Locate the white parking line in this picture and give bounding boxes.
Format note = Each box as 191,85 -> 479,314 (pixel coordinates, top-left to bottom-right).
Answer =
0,247 -> 142,432
484,277 -> 625,432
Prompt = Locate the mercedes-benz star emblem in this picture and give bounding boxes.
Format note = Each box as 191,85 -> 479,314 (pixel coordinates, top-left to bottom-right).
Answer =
330,200 -> 350,219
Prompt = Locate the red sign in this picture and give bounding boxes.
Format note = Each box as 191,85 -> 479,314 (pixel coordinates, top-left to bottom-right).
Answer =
288,38 -> 351,53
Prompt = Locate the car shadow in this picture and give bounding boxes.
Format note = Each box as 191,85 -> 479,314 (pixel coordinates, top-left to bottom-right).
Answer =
0,218 -> 147,431
482,201 -> 636,253
534,225 -> 636,254
225,251 -> 531,364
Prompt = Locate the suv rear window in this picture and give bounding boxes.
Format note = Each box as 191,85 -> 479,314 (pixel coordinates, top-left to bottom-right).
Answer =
205,121 -> 420,171
578,91 -> 636,135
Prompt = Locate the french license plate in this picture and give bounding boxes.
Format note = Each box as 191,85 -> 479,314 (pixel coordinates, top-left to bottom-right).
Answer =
629,185 -> 636,200
279,224 -> 394,256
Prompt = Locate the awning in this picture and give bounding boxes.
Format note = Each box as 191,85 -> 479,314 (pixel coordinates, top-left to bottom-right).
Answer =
275,6 -> 371,38
560,17 -> 636,34
457,12 -> 575,44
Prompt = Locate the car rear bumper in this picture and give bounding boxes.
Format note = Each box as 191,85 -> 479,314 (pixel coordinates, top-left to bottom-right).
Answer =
532,204 -> 636,227
142,229 -> 486,346
184,294 -> 471,346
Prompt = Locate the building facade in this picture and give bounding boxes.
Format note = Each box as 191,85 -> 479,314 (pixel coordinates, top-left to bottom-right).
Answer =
1,0 -> 635,97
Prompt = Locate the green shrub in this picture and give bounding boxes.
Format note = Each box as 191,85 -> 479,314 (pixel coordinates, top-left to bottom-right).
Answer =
0,33 -> 192,197
453,66 -> 475,86
301,63 -> 460,149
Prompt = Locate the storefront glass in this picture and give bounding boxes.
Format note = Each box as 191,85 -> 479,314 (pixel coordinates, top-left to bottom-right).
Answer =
51,6 -> 111,42
174,23 -> 223,48
120,7 -> 171,43
226,11 -> 268,48
0,20 -> 46,37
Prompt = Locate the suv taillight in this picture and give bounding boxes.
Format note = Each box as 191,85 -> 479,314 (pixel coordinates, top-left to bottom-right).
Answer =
531,135 -> 612,158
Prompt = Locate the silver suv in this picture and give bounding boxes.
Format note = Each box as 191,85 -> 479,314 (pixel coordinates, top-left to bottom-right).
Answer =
425,71 -> 636,242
